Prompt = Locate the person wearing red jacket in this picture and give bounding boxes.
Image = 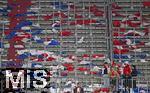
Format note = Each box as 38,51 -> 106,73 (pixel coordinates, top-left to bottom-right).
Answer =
123,61 -> 132,92
123,62 -> 132,77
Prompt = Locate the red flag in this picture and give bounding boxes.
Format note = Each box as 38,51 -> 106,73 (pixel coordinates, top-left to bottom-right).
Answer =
8,0 -> 32,9
7,41 -> 17,60
37,58 -> 44,62
76,19 -> 97,25
100,88 -> 110,92
8,8 -> 27,17
53,12 -> 68,18
77,67 -> 89,71
66,66 -> 74,72
9,17 -> 25,22
9,17 -> 25,29
43,15 -> 53,21
63,63 -> 73,67
82,54 -> 90,58
134,12 -> 141,17
120,28 -> 126,32
113,20 -> 121,27
113,32 -> 124,37
113,28 -> 126,32
93,10 -> 104,17
41,53 -> 48,58
113,39 -> 125,46
59,30 -> 72,36
12,32 -> 31,42
90,71 -> 97,75
12,36 -> 24,42
143,1 -> 150,7
113,48 -> 129,54
88,5 -> 104,17
89,4 -> 98,12
127,20 -> 141,27
46,57 -> 56,61
92,54 -> 105,59
112,11 -> 125,17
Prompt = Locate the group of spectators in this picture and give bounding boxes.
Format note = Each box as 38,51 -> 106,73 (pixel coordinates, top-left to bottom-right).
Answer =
62,61 -> 139,93
51,61 -> 139,93
102,61 -> 139,92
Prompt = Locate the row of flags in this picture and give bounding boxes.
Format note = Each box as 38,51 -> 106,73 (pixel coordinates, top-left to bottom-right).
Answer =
16,49 -> 106,62
0,1 -> 149,67
0,1 -> 107,64
112,2 -> 150,62
5,0 -> 33,62
113,12 -> 149,27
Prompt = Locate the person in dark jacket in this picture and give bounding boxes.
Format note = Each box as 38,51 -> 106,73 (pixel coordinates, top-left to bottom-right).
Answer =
73,82 -> 84,93
102,62 -> 110,87
131,65 -> 138,88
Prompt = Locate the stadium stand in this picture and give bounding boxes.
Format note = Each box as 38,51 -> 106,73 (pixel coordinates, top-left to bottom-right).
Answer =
0,0 -> 150,93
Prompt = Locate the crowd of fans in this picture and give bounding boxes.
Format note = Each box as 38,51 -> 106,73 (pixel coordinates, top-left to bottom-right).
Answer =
101,61 -> 139,93
49,61 -> 140,93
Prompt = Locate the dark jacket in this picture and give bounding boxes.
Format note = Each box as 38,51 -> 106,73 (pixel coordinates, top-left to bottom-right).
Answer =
131,68 -> 138,77
104,67 -> 108,74
73,87 -> 84,93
